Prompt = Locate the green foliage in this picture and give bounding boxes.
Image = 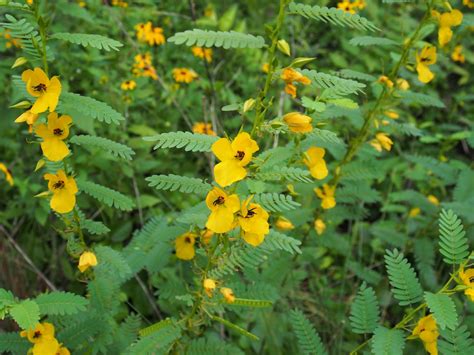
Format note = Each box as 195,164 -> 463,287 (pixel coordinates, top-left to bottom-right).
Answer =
78,179 -> 135,211
299,69 -> 366,96
70,135 -> 135,160
350,283 -> 380,334
50,32 -> 123,51
254,167 -> 312,183
0,333 -> 30,355
146,174 -> 211,194
264,230 -> 302,255
370,326 -> 405,355
168,29 -> 265,48
211,315 -> 259,341
289,309 -> 328,355
438,324 -> 474,355
126,321 -> 181,354
9,300 -> 40,330
186,337 -> 244,355
144,131 -> 218,152
94,245 -> 132,282
424,292 -> 458,330
230,298 -> 273,308
438,209 -> 469,265
35,291 -> 88,316
384,249 -> 424,306
399,91 -> 445,108
349,36 -> 398,47
253,193 -> 301,212
57,314 -> 105,349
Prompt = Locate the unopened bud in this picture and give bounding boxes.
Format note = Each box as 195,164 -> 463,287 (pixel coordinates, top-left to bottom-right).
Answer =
11,57 -> 28,69
277,39 -> 291,56
243,98 -> 256,113
10,100 -> 32,109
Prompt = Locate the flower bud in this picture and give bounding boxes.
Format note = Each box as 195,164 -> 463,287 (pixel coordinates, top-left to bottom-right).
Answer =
277,39 -> 291,56
283,112 -> 313,133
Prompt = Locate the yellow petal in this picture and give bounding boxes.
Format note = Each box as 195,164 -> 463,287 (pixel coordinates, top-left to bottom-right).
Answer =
214,160 -> 247,187
206,206 -> 236,233
50,189 -> 76,214
416,63 -> 434,84
438,26 -> 453,47
242,232 -> 265,246
40,139 -> 70,162
211,137 -> 234,162
310,160 -> 328,180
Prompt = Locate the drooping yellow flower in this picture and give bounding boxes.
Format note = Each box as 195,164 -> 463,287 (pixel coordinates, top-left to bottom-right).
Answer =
15,110 -> 39,131
238,197 -> 270,247
78,251 -> 98,273
337,0 -> 356,14
203,278 -> 216,297
192,122 -> 216,136
21,68 -> 61,114
427,195 -> 440,206
192,46 -> 213,62
396,78 -> 410,91
211,132 -> 259,187
175,232 -> 196,260
220,287 -> 235,303
205,187 -> 240,233
0,163 -> 14,186
303,147 -> 328,180
35,112 -> 72,162
416,46 -> 437,83
432,9 -> 463,47
172,68 -> 198,83
409,207 -> 421,218
412,315 -> 439,355
283,112 -> 313,133
378,75 -> 394,88
451,45 -> 465,63
370,133 -> 393,152
314,184 -> 336,210
459,266 -> 474,302
121,80 -> 136,91
44,170 -> 78,214
275,216 -> 294,231
280,68 -> 311,98
20,322 -> 55,344
314,218 -> 326,235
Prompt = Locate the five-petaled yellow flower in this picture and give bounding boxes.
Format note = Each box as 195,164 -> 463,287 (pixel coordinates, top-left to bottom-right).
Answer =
175,232 -> 197,260
0,163 -> 14,186
35,112 -> 73,162
203,278 -> 217,297
432,9 -> 463,47
44,170 -> 78,214
238,197 -> 270,247
314,184 -> 336,210
172,68 -> 198,83
314,218 -> 326,235
193,122 -> 216,136
283,112 -> 313,133
22,67 -> 61,114
220,287 -> 235,303
32,338 -> 70,355
337,0 -> 356,14
121,80 -> 137,91
20,322 -> 55,344
211,132 -> 259,187
370,133 -> 393,152
205,187 -> 240,233
412,315 -> 439,355
459,266 -> 474,302
304,147 -> 328,180
416,46 -> 437,84
192,46 -> 213,62
78,251 -> 98,273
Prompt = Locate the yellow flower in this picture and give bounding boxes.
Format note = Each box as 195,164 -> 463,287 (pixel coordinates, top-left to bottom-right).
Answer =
353,0 -> 366,10
284,83 -> 297,98
15,110 -> 39,131
220,287 -> 235,303
416,46 -> 437,83
427,195 -> 439,206
378,75 -> 394,88
275,216 -> 294,231
146,27 -> 166,46
464,0 -> 474,9
175,232 -> 196,260
0,163 -> 14,186
303,147 -> 328,180
337,0 -> 356,14
451,45 -> 465,63
121,80 -> 136,91
211,132 -> 259,187
20,322 -> 55,344
111,0 -> 128,7
135,22 -> 151,42
44,170 -> 78,214
205,187 -> 240,233
262,63 -> 270,73
314,184 -> 336,210
238,197 -> 270,247
409,207 -> 421,217
31,337 -> 70,355
412,315 -> 439,355
21,68 -> 61,114
192,122 -> 216,136
396,78 -> 410,91
283,112 -> 313,133
78,251 -> 98,273
200,229 -> 214,244
172,68 -> 198,83
134,53 -> 152,69
384,110 -> 399,119
34,112 -> 72,162
280,68 -> 311,98
432,9 -> 463,47
203,278 -> 216,297
192,46 -> 213,62
459,266 -> 474,302
314,218 -> 326,235
370,133 -> 393,152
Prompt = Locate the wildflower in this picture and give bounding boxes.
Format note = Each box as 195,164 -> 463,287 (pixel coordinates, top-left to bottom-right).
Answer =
204,5 -> 215,18
121,80 -> 136,91
262,63 -> 270,73
283,112 -> 313,133
412,315 -> 439,355
384,110 -> 399,119
205,187 -> 240,233
203,278 -> 216,297
284,83 -> 297,98
314,218 -> 326,235
200,229 -> 214,244
275,216 -> 294,231
0,163 -> 14,186
4,30 -> 21,48
314,184 -> 336,210
32,338 -> 70,355
134,53 -> 152,69
142,65 -> 158,80
220,287 -> 235,303
337,0 -> 356,14
464,0 -> 474,9
135,22 -> 151,42
396,78 -> 410,90
238,197 -> 270,247
303,147 -> 328,180
111,0 -> 128,7
211,132 -> 259,187
451,45 -> 465,63
280,68 -> 311,98
378,75 -> 394,88
44,170 -> 78,213
459,266 -> 474,302
15,110 -> 39,131
20,322 -> 55,344
416,46 -> 437,83
192,46 -> 213,62
172,68 -> 198,83
370,133 -> 393,152
22,67 -> 61,114
78,251 -> 98,272
432,9 -> 463,47
147,27 -> 166,46
409,207 -> 421,217
34,112 -> 72,162
175,232 -> 196,260
193,122 -> 216,136
353,0 -> 366,10
427,195 -> 439,206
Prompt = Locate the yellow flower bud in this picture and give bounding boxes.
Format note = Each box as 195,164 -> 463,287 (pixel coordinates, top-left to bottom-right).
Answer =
203,278 -> 217,297
283,112 -> 313,133
243,98 -> 256,113
220,287 -> 235,303
78,251 -> 98,273
277,39 -> 291,56
11,57 -> 28,69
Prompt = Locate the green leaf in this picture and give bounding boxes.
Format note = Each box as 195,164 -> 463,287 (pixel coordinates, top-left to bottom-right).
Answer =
146,174 -> 211,194
211,315 -> 259,341
35,291 -> 88,316
371,326 -> 405,355
9,300 -> 40,330
438,324 -> 474,355
263,230 -> 302,255
254,167 -> 312,183
350,283 -> 380,334
127,321 -> 181,354
144,131 -> 218,152
438,209 -> 469,265
228,298 -> 273,308
78,180 -> 135,211
424,292 -> 458,330
50,32 -> 123,51
349,36 -> 398,47
0,288 -> 15,308
300,69 -> 366,96
0,333 -> 30,355
289,309 -> 328,355
70,135 -> 135,160
168,29 -> 265,49
186,337 -> 245,355
94,245 -> 132,282
252,193 -> 301,212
